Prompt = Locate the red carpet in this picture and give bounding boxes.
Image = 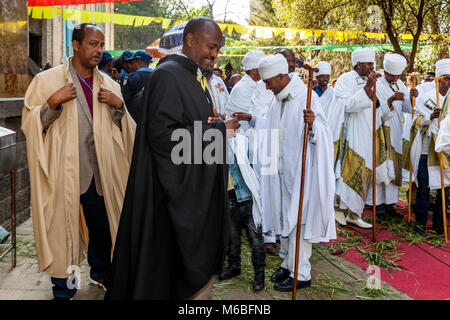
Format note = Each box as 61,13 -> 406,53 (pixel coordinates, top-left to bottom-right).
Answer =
327,200 -> 450,300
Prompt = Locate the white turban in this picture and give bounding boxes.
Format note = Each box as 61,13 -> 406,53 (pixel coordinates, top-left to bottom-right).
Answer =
258,54 -> 289,80
315,61 -> 332,77
436,58 -> 450,77
351,48 -> 376,66
242,50 -> 266,71
383,53 -> 407,75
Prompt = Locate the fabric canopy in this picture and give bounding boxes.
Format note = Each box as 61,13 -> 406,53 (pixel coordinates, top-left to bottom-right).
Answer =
28,0 -> 141,6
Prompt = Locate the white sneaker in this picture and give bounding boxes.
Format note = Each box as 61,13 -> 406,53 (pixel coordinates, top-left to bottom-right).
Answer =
89,275 -> 106,291
335,211 -> 347,226
346,215 -> 373,229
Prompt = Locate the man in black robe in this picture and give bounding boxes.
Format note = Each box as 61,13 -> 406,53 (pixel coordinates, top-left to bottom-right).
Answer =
105,17 -> 240,300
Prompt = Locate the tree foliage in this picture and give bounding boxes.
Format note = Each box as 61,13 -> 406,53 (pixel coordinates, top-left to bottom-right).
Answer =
272,0 -> 449,72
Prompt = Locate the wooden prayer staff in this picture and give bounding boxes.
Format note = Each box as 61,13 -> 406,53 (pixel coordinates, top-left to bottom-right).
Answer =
408,73 -> 421,223
372,73 -> 382,242
292,64 -> 319,300
432,75 -> 448,243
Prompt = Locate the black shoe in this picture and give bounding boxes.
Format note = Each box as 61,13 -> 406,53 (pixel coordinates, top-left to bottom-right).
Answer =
219,267 -> 241,280
273,277 -> 311,292
376,214 -> 386,224
385,208 -> 403,220
414,224 -> 426,236
432,225 -> 444,235
252,272 -> 265,291
270,267 -> 290,283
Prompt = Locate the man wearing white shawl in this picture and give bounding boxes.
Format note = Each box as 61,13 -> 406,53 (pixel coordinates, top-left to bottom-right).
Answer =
327,48 -> 393,228
407,59 -> 450,235
313,61 -> 334,118
226,50 -> 266,131
232,54 -> 336,292
367,53 -> 417,221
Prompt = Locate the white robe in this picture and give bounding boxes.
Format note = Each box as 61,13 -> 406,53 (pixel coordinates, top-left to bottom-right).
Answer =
206,74 -> 229,116
319,85 -> 335,118
366,74 -> 412,206
253,74 -> 336,242
327,70 -> 393,215
410,89 -> 450,190
228,133 -> 263,228
435,92 -> 450,155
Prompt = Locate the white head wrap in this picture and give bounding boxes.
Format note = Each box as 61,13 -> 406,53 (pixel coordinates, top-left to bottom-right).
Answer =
242,50 -> 266,71
436,58 -> 450,77
351,48 -> 376,66
383,53 -> 407,75
314,61 -> 332,77
258,54 -> 289,80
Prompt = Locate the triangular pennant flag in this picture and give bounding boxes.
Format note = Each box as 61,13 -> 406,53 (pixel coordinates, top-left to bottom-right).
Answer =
92,12 -> 103,23
63,8 -> 74,20
227,24 -> 234,35
284,29 -> 298,40
143,17 -> 154,25
255,27 -> 264,38
234,25 -> 248,34
28,7 -> 32,15
162,19 -> 171,29
175,19 -> 183,25
112,14 -> 125,25
153,17 -> 163,22
218,23 -> 227,32
31,7 -> 43,19
134,16 -> 145,27
42,7 -> 54,19
124,15 -> 135,26
81,10 -> 92,23
101,12 -> 112,23
262,27 -> 275,39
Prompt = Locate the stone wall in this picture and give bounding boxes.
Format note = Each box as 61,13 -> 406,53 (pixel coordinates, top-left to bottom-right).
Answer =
0,99 -> 30,231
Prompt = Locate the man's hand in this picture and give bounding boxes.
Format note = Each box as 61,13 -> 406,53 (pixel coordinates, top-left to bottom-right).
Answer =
225,117 -> 241,139
410,88 -> 419,101
364,72 -> 381,100
303,109 -> 315,129
98,88 -> 123,110
207,116 -> 222,124
47,83 -> 76,110
387,92 -> 405,107
230,112 -> 252,122
365,71 -> 381,89
430,108 -> 441,120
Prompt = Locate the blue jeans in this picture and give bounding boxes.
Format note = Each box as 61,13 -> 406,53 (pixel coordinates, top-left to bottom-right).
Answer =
414,155 -> 448,232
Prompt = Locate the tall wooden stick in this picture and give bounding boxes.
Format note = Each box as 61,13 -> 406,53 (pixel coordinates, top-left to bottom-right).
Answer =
372,77 -> 377,242
292,65 -> 319,300
432,76 -> 448,243
408,73 -> 420,222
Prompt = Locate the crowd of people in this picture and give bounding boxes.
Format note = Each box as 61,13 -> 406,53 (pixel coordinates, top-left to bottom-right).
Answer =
21,17 -> 450,300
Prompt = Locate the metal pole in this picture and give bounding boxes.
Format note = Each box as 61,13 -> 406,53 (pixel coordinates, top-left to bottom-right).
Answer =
11,169 -> 16,268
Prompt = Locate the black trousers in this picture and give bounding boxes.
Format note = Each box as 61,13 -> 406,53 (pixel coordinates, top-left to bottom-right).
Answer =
51,179 -> 111,299
414,155 -> 448,231
80,179 -> 112,279
226,190 -> 266,274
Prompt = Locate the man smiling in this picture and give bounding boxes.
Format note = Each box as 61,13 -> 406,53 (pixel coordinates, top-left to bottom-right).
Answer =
106,17 -> 240,300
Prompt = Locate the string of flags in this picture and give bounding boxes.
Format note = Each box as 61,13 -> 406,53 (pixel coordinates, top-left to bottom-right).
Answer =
28,6 -> 450,42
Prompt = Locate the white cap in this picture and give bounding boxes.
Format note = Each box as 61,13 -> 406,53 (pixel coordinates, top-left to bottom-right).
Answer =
242,50 -> 266,71
314,61 -> 332,77
258,54 -> 289,80
351,48 -> 376,66
383,53 -> 407,75
436,58 -> 450,77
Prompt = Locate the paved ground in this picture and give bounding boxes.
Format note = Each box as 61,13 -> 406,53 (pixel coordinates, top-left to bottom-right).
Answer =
0,217 -> 412,300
